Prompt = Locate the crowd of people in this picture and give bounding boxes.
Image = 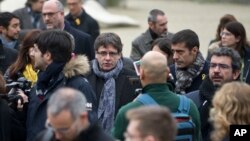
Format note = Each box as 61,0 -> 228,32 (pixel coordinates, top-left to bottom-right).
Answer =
1,0 -> 250,141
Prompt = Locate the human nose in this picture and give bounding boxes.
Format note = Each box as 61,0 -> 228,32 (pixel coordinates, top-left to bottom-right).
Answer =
173,52 -> 178,61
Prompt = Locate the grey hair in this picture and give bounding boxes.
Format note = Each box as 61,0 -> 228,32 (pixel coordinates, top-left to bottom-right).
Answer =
209,47 -> 242,72
55,0 -> 64,12
148,9 -> 165,23
47,87 -> 87,120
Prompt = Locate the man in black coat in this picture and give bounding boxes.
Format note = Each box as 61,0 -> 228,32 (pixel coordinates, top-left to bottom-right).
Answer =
42,0 -> 94,61
26,30 -> 97,141
86,32 -> 141,133
65,0 -> 100,42
186,47 -> 241,141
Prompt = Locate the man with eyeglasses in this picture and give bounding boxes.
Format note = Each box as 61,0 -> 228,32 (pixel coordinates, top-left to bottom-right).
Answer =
42,0 -> 94,61
86,32 -> 141,133
186,47 -> 241,141
35,87 -> 113,141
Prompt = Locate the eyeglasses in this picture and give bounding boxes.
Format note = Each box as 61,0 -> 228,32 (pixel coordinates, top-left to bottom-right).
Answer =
220,31 -> 233,37
96,51 -> 120,57
42,11 -> 60,17
209,63 -> 231,70
45,119 -> 77,134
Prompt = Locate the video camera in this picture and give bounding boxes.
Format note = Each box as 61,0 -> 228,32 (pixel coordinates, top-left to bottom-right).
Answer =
0,77 -> 32,104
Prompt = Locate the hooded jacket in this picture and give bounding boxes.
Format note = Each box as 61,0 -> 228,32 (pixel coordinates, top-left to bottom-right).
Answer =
26,55 -> 97,141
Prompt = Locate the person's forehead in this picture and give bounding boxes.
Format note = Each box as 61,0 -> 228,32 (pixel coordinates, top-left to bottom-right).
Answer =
210,55 -> 232,64
43,1 -> 58,11
97,45 -> 118,51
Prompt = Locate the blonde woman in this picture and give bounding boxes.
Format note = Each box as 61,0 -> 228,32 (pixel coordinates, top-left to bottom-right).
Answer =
210,82 -> 250,141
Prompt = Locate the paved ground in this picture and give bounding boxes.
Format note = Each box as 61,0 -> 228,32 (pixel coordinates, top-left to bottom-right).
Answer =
1,0 -> 249,58
101,0 -> 250,58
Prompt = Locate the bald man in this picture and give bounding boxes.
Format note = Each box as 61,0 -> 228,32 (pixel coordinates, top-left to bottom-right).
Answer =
42,0 -> 94,60
112,51 -> 201,141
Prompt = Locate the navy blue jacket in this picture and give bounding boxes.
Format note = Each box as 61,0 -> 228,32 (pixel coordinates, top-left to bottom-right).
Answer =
64,21 -> 95,61
26,56 -> 97,141
65,9 -> 100,42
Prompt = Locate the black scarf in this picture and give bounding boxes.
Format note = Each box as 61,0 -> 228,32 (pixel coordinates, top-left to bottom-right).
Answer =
36,62 -> 65,97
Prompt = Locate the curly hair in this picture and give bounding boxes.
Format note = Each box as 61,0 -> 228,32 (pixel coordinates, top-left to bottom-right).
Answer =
210,82 -> 250,141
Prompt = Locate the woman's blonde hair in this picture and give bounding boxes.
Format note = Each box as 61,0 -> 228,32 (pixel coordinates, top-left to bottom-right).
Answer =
210,82 -> 250,141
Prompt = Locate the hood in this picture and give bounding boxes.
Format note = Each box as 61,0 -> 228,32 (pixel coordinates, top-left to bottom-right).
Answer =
63,55 -> 90,78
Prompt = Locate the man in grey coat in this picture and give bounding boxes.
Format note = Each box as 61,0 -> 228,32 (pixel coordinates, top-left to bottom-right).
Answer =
130,9 -> 174,61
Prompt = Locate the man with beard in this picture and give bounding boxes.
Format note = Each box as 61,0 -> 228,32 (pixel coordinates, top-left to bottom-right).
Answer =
130,9 -> 174,61
186,47 -> 241,141
0,12 -> 20,50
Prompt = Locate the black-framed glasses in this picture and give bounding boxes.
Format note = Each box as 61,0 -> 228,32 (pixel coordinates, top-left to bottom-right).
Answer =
96,51 -> 120,57
209,63 -> 231,70
42,11 -> 60,17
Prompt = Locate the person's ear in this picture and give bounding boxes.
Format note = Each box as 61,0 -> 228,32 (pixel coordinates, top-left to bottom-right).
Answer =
79,112 -> 89,128
44,51 -> 52,62
192,46 -> 199,54
139,68 -> 145,80
235,36 -> 241,43
233,70 -> 241,80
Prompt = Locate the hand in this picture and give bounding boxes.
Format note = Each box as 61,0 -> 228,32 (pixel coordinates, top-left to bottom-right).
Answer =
16,89 -> 28,111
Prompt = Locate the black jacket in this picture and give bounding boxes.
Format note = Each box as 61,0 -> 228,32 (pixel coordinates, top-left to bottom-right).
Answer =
26,55 -> 97,141
65,9 -> 100,41
86,64 -> 141,116
64,21 -> 95,61
186,77 -> 217,141
35,123 -> 114,141
0,98 -> 26,141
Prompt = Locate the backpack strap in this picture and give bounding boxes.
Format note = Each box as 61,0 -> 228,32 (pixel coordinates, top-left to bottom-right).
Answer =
177,95 -> 190,114
136,94 -> 158,105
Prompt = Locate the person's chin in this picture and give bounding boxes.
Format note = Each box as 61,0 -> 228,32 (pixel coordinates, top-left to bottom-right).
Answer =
46,25 -> 54,29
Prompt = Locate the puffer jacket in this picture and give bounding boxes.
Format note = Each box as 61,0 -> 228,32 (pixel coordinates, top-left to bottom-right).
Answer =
26,55 -> 97,141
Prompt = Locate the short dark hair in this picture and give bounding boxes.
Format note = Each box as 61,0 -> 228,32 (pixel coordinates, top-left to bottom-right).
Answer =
0,12 -> 19,29
94,32 -> 123,53
148,9 -> 165,23
171,29 -> 200,50
35,30 -> 73,63
209,47 -> 241,72
151,38 -> 172,56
